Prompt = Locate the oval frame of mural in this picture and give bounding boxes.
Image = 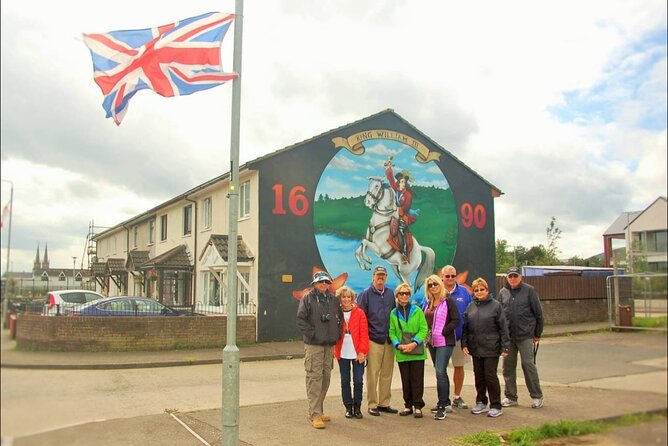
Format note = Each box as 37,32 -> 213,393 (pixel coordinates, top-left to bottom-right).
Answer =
314,132 -> 457,305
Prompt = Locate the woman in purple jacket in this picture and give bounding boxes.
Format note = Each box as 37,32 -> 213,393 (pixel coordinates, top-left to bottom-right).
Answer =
422,274 -> 460,420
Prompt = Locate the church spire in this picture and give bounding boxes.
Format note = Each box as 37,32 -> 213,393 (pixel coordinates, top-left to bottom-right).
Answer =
43,243 -> 50,270
33,243 -> 41,274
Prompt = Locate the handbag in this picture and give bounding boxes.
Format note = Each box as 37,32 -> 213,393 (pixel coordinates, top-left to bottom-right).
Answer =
397,311 -> 424,355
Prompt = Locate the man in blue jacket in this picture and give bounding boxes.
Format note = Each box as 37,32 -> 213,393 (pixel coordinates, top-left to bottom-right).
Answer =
356,265 -> 398,416
497,267 -> 544,409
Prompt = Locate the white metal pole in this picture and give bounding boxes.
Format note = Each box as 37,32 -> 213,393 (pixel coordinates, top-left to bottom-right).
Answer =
222,2 -> 243,445
2,179 -> 13,277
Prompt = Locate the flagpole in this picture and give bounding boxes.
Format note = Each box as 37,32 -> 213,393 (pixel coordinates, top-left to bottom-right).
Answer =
222,1 -> 243,445
1,179 -> 13,277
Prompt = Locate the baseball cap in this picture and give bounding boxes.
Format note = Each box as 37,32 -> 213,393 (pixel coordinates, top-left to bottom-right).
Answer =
506,266 -> 521,275
373,265 -> 387,275
312,271 -> 332,284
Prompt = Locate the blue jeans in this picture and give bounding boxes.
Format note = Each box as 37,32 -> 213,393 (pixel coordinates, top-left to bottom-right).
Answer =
428,344 -> 454,408
338,358 -> 365,406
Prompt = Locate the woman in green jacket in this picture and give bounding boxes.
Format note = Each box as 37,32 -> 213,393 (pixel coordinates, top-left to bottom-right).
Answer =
389,282 -> 429,418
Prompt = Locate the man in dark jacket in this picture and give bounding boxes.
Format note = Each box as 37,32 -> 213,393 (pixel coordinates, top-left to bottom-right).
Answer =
296,271 -> 342,428
497,267 -> 544,409
356,265 -> 398,416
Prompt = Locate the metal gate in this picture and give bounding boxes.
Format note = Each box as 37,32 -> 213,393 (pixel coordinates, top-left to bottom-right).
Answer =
606,273 -> 667,331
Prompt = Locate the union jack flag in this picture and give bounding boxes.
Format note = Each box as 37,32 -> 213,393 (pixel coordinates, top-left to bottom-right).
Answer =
83,12 -> 237,125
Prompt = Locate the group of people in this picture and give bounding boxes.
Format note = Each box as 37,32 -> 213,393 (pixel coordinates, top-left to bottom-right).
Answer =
296,264 -> 545,429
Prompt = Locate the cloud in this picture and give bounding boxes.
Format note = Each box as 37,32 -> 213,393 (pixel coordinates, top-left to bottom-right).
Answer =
1,0 -> 666,271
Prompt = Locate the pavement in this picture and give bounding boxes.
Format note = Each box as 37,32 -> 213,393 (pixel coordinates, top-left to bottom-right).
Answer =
1,321 -> 667,445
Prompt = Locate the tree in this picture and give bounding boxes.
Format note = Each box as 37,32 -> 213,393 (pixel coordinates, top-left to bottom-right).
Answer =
495,239 -> 515,273
545,216 -> 562,264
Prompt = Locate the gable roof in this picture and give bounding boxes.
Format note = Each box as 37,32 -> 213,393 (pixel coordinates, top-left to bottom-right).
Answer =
603,196 -> 668,236
603,211 -> 643,236
199,235 -> 255,262
126,250 -> 150,271
247,109 -> 503,197
142,245 -> 192,269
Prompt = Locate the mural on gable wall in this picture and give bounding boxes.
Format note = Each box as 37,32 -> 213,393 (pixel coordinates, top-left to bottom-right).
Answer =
253,111 -> 497,342
309,131 -> 458,306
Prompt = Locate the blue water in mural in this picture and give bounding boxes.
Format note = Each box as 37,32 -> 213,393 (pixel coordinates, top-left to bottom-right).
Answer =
316,233 -> 426,307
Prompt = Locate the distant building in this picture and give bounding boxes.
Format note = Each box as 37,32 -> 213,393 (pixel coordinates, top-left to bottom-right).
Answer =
603,197 -> 667,272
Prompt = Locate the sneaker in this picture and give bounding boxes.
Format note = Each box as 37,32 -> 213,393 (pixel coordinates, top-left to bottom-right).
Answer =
444,405 -> 453,413
453,396 -> 469,409
531,398 -> 544,409
470,402 -> 489,414
430,406 -> 439,414
434,408 -> 446,420
310,417 -> 326,429
501,398 -> 518,407
487,408 -> 503,418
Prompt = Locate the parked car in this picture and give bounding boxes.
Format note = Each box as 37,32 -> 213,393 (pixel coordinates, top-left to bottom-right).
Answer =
43,290 -> 106,316
72,296 -> 190,317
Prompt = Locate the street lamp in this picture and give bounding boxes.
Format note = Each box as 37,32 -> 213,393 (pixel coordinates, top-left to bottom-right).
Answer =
72,256 -> 77,288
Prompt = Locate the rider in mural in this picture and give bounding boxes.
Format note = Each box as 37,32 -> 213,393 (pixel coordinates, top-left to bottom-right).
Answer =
384,157 -> 419,263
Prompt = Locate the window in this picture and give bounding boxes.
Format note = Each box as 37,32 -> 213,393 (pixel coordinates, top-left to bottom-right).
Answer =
183,205 -> 193,235
202,272 -> 222,306
636,230 -> 667,253
239,180 -> 250,218
132,225 -> 138,248
202,197 -> 212,229
58,272 -> 66,282
148,219 -> 155,244
160,215 -> 168,241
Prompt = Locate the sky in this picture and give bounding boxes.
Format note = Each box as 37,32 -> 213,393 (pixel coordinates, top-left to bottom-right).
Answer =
1,0 -> 666,274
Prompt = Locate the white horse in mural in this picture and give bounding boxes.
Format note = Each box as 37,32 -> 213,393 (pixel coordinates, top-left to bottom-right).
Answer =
354,176 -> 435,292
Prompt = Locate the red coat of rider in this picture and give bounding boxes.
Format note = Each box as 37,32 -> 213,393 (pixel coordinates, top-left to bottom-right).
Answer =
386,167 -> 416,225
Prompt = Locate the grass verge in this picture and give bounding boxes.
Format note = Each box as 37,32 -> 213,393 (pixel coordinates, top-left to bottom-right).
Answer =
453,411 -> 666,446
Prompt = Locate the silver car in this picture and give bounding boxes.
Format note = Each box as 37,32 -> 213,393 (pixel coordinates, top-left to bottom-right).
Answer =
43,290 -> 106,316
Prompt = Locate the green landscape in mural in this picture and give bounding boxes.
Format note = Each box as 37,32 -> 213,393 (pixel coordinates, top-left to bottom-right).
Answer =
314,185 -> 458,268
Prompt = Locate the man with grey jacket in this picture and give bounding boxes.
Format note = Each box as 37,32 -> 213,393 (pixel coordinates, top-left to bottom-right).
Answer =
497,267 -> 544,409
296,271 -> 343,428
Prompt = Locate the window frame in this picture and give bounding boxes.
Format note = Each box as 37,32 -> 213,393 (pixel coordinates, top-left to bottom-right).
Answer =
239,180 -> 251,218
183,205 -> 193,236
160,215 -> 168,241
202,197 -> 212,229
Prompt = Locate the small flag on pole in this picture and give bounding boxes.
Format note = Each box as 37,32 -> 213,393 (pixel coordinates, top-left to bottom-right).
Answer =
83,12 -> 238,125
0,200 -> 10,229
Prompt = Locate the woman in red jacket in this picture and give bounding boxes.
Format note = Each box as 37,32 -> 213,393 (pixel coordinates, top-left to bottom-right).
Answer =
334,286 -> 370,419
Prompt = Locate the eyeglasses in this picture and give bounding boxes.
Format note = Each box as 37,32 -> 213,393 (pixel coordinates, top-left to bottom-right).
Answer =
317,280 -> 332,285
397,291 -> 411,296
473,288 -> 487,293
507,274 -> 520,279
427,282 -> 439,288
442,275 -> 456,279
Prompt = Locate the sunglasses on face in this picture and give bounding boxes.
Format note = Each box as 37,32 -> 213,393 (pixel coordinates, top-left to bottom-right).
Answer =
442,275 -> 456,279
507,274 -> 520,279
473,288 -> 487,293
397,291 -> 411,296
317,280 -> 332,285
427,282 -> 439,288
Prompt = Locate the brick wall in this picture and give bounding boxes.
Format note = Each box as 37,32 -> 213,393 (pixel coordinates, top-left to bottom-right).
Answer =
494,275 -> 608,325
15,314 -> 256,352
540,299 -> 608,325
